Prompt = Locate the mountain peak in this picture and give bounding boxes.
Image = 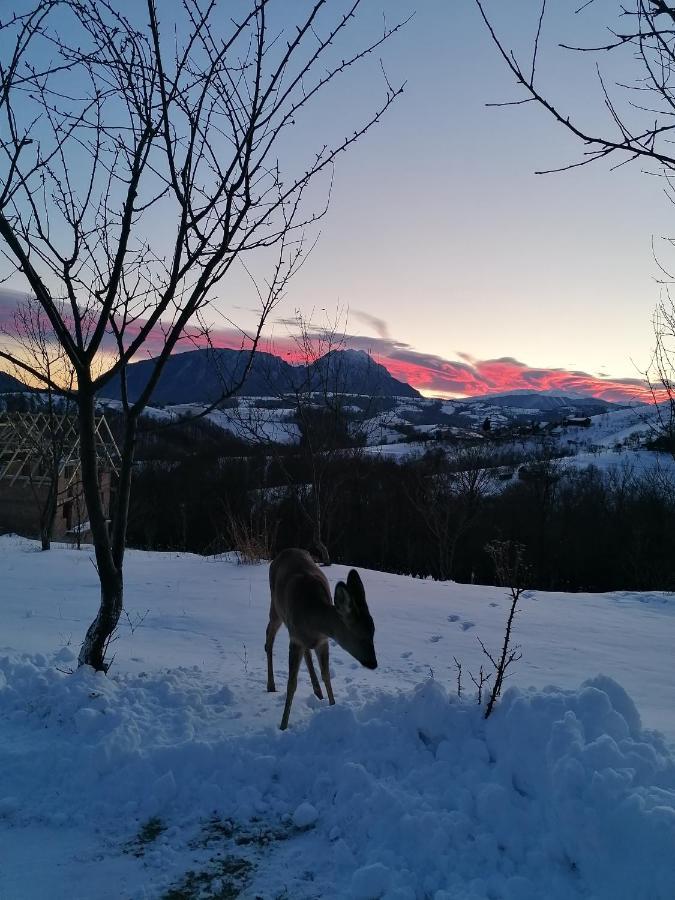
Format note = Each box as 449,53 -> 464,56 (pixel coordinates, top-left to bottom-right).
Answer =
100,346 -> 420,404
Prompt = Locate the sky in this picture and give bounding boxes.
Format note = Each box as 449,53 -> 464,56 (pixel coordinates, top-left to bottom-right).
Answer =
1,0 -> 673,402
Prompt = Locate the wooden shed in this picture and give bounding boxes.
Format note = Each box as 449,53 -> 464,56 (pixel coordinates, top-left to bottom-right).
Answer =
0,411 -> 119,544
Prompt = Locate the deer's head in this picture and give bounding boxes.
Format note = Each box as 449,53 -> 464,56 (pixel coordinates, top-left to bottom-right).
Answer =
334,569 -> 377,669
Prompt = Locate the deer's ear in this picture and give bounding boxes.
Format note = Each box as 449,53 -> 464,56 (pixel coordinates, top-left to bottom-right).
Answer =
334,581 -> 354,617
347,569 -> 366,607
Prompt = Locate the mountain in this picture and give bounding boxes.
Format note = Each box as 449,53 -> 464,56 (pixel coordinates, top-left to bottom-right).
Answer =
432,389 -> 623,430
307,349 -> 419,398
99,347 -> 420,404
99,349 -> 293,405
466,391 -> 618,415
0,370 -> 30,394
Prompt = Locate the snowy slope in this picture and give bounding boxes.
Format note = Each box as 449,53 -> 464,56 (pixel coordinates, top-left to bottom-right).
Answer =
1,536 -> 674,899
584,404 -> 658,449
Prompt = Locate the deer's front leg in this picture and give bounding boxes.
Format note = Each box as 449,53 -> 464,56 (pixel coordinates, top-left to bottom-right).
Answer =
316,641 -> 335,706
305,650 -> 324,700
280,642 -> 303,730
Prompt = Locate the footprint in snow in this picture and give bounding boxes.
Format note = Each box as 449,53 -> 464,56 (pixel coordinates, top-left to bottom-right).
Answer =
429,634 -> 442,643
489,602 -> 498,608
447,614 -> 460,623
400,651 -> 413,659
461,621 -> 475,631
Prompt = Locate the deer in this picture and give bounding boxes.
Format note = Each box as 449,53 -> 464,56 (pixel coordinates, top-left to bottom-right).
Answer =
266,548 -> 377,730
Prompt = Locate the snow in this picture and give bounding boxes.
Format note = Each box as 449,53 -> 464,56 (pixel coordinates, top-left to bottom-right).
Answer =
1,535 -> 674,898
586,405 -> 658,449
364,441 -> 430,460
291,801 -> 318,829
205,406 -> 301,445
561,447 -> 675,479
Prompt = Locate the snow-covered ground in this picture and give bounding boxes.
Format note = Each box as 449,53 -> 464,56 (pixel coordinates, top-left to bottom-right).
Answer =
561,447 -> 675,480
585,405 -> 658,449
1,535 -> 674,899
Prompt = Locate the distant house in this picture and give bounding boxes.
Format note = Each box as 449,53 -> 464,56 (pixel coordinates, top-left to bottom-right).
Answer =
0,412 -> 119,542
565,416 -> 591,428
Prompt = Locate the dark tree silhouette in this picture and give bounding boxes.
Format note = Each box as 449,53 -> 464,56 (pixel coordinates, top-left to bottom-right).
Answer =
0,1 -> 406,669
476,0 -> 675,436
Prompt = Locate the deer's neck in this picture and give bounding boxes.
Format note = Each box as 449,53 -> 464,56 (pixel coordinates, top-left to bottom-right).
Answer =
309,603 -> 351,648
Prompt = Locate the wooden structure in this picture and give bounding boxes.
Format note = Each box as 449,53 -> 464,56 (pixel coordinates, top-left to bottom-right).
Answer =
0,411 -> 120,542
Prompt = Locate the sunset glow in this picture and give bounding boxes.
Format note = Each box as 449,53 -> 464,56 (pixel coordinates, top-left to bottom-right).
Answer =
0,3 -> 670,409
0,291 -> 663,403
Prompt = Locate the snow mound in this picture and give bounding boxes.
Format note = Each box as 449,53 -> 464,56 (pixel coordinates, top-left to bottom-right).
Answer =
1,655 -> 674,899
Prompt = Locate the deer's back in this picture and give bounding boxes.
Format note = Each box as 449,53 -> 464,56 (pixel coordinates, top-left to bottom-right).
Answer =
269,548 -> 332,629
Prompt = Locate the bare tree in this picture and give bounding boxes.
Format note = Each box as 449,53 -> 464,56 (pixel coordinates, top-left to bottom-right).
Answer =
2,296 -> 76,549
0,1 -> 406,670
407,443 -> 495,581
282,311 -> 389,564
475,0 -> 675,432
646,298 -> 675,453
475,1 -> 675,176
231,310 -> 392,564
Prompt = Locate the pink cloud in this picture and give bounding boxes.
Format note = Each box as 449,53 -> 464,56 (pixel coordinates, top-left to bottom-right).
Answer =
379,353 -> 656,404
0,287 -> 662,403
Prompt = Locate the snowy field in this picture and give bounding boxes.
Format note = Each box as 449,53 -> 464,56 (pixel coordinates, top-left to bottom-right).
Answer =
1,535 -> 674,899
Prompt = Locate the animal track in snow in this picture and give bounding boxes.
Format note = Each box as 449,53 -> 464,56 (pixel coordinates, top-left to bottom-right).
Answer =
429,634 -> 442,643
400,651 -> 413,659
447,614 -> 460,623
461,621 -> 475,631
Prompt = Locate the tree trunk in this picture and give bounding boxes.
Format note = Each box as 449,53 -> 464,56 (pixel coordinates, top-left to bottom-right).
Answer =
39,481 -> 57,551
77,571 -> 123,671
312,530 -> 331,567
76,385 -> 123,671
310,486 -> 330,565
111,415 -> 137,568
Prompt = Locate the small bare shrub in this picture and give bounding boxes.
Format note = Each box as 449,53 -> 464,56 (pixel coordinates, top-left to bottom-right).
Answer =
469,665 -> 491,706
481,540 -> 526,719
227,509 -> 276,565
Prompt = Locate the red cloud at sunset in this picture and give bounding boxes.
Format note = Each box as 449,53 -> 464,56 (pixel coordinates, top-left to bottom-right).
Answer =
174,325 -> 660,404
377,352 -> 656,404
0,288 -> 662,403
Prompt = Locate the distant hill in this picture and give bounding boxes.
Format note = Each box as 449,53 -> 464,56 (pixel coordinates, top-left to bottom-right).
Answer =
99,347 -> 420,404
0,370 -> 30,394
468,391 -> 618,415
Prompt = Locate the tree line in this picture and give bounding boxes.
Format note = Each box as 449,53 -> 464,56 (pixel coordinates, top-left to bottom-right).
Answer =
125,432 -> 675,593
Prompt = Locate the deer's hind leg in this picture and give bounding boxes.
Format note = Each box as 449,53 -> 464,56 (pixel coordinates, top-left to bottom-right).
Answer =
316,641 -> 335,706
265,604 -> 282,693
280,642 -> 303,730
304,651 -> 324,700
